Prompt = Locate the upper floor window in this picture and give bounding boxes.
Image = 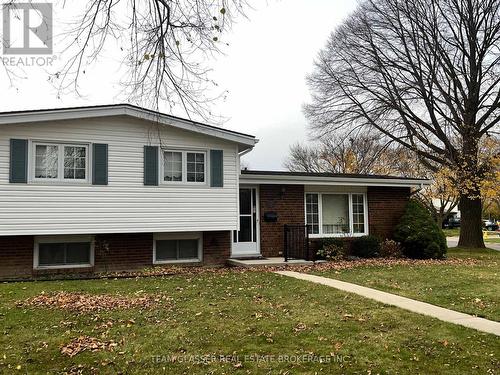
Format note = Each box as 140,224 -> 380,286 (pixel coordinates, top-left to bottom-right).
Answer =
187,152 -> 205,182
33,142 -> 88,182
162,150 -> 206,184
305,193 -> 367,237
164,151 -> 183,182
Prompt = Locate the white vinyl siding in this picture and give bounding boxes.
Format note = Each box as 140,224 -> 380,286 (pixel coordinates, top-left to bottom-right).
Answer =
0,117 -> 239,235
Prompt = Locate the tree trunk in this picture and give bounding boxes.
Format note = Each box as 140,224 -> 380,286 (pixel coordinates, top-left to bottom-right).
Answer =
457,194 -> 485,248
436,215 -> 444,230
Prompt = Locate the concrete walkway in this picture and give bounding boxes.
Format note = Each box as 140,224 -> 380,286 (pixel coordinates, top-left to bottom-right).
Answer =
276,271 -> 500,336
228,257 -> 316,267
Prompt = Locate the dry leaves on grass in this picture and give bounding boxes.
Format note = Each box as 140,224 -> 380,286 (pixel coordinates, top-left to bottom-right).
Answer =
60,336 -> 118,357
22,255 -> 484,285
114,257 -> 482,277
17,291 -> 169,313
289,257 -> 481,273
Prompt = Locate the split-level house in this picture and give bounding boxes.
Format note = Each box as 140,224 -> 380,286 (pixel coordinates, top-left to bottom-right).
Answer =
0,105 -> 428,279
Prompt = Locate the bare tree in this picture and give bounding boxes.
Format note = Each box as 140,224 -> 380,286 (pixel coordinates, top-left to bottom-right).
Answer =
283,143 -> 326,173
45,0 -> 247,120
305,0 -> 500,248
284,134 -> 418,175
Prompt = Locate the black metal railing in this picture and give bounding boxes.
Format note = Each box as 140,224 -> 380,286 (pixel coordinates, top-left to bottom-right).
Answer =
284,224 -> 312,262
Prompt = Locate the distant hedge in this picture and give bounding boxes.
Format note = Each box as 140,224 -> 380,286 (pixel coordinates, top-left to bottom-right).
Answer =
394,200 -> 447,259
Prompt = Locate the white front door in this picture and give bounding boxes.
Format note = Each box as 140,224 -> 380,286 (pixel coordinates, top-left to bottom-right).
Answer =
232,187 -> 260,257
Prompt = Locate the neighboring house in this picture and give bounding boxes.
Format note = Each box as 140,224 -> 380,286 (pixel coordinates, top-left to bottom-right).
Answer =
0,105 -> 429,279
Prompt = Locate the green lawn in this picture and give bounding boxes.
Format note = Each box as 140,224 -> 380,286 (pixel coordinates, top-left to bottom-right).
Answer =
311,248 -> 500,322
443,228 -> 460,237
1,269 -> 499,374
485,237 -> 500,244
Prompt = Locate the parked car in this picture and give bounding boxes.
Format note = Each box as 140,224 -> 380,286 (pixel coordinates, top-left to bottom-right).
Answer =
483,220 -> 499,231
443,216 -> 461,228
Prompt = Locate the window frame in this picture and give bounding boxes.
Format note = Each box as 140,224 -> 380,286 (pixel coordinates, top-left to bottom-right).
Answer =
33,235 -> 95,270
153,232 -> 202,264
162,150 -> 184,183
160,149 -> 207,186
31,141 -> 90,184
304,192 -> 369,238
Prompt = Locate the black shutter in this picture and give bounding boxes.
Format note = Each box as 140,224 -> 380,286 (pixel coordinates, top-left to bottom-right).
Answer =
210,149 -> 223,187
9,139 -> 28,183
144,146 -> 159,186
92,143 -> 108,185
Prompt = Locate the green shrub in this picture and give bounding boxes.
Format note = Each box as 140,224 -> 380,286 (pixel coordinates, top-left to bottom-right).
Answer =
316,243 -> 345,261
351,235 -> 381,258
317,237 -> 345,249
316,238 -> 346,261
379,239 -> 403,258
394,200 -> 447,259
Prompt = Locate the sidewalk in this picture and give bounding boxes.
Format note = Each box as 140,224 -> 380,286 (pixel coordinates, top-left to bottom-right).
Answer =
447,237 -> 500,251
276,271 -> 500,336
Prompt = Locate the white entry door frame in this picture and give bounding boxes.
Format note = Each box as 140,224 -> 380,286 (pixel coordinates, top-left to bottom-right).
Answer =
231,186 -> 261,258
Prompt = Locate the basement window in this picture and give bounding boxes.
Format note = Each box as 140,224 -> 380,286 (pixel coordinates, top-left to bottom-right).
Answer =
34,236 -> 94,269
153,233 -> 202,264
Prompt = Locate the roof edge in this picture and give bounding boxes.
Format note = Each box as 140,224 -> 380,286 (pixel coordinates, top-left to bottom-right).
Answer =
0,104 -> 257,148
240,170 -> 430,188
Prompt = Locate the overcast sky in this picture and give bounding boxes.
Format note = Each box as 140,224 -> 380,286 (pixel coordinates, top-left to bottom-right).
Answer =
1,0 -> 358,170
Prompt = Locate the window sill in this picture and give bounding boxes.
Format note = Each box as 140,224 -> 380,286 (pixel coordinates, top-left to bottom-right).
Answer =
34,263 -> 93,270
30,180 -> 91,186
153,258 -> 201,265
309,233 -> 368,239
160,182 -> 208,187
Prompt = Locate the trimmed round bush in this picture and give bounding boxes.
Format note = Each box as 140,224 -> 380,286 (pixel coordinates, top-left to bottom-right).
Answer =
351,235 -> 381,258
394,200 -> 447,259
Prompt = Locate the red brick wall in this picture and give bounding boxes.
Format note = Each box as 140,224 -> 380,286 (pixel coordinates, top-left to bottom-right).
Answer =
259,184 -> 305,257
94,233 -> 154,272
257,185 -> 411,259
0,236 -> 34,279
0,231 -> 231,279
367,186 -> 411,240
203,231 -> 231,265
